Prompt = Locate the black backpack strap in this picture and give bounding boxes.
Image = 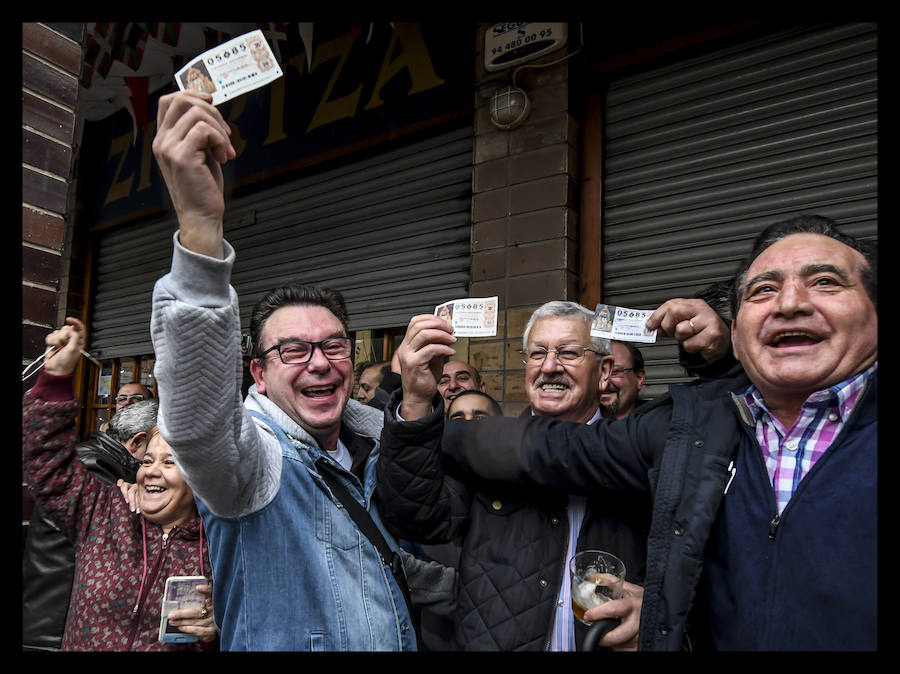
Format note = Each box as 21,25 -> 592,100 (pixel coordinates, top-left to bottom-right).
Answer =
317,467 -> 414,617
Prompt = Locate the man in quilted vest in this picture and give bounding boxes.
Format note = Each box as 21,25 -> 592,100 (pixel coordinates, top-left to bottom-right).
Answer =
377,297 -> 730,650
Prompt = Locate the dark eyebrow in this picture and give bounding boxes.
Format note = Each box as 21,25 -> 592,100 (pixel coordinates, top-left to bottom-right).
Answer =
743,270 -> 783,294
273,333 -> 347,345
800,263 -> 851,285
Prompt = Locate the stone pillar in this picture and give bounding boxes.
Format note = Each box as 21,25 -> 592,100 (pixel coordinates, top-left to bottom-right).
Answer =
468,23 -> 580,416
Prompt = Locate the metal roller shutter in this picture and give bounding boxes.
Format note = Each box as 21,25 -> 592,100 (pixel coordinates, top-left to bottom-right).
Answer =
90,123 -> 473,359
601,23 -> 877,397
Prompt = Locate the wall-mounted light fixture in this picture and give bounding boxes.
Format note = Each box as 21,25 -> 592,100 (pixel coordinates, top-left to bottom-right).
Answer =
489,85 -> 531,131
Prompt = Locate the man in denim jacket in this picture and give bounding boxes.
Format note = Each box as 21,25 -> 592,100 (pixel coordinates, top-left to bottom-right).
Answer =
149,91 -> 417,651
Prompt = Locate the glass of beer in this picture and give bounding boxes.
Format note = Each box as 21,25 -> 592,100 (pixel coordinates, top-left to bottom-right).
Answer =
569,550 -> 625,625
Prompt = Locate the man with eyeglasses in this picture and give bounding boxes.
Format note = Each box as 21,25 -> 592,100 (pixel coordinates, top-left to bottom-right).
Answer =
114,382 -> 153,412
99,381 -> 154,432
600,341 -> 647,420
146,91 -> 419,651
377,298 -> 730,651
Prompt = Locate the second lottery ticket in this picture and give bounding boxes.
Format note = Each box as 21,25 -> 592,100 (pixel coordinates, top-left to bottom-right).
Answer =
175,30 -> 283,106
590,303 -> 657,343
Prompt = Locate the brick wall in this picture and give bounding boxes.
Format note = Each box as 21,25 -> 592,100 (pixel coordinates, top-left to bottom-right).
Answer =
22,22 -> 84,541
467,24 -> 581,416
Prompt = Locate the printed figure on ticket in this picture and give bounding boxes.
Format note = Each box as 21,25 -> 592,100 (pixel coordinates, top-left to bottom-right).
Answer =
435,297 -> 498,337
590,303 -> 657,343
175,30 -> 282,106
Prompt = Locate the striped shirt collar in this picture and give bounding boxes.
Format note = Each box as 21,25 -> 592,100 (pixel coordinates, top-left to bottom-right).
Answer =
742,362 -> 877,425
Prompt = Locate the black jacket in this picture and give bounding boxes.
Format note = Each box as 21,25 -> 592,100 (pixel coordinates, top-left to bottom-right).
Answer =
378,393 -> 651,651
22,431 -> 141,651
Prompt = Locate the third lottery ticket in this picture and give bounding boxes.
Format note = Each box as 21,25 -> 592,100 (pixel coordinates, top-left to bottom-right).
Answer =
590,303 -> 657,343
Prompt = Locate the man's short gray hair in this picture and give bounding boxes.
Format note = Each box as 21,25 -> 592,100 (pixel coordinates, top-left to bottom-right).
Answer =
522,300 -> 611,357
108,399 -> 159,442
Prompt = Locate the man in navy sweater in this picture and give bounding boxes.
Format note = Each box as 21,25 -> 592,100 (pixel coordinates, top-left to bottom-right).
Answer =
387,214 -> 877,650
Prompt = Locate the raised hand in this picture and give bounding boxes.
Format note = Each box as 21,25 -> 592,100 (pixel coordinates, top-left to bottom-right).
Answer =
152,91 -> 236,259
646,297 -> 730,362
42,317 -> 86,377
396,314 -> 456,420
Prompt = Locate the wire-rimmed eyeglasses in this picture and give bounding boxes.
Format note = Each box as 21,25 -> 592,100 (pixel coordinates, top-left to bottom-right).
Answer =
521,345 -> 598,366
259,337 -> 352,365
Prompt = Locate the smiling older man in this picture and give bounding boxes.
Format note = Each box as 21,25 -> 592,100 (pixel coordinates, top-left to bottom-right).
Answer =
436,214 -> 877,651
378,295 -> 731,651
377,301 -> 652,651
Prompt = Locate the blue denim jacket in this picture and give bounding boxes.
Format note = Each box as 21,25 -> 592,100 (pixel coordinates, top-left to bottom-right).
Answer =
197,409 -> 417,651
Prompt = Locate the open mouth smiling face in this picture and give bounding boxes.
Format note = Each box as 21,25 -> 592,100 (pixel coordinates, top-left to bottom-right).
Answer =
137,434 -> 196,529
525,316 -> 605,423
732,233 -> 877,402
251,304 -> 355,446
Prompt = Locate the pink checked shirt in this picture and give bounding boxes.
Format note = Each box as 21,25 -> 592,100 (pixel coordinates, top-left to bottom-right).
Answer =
742,362 -> 877,514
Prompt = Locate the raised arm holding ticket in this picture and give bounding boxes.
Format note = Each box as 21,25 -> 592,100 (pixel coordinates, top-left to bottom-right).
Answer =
147,90 -> 420,651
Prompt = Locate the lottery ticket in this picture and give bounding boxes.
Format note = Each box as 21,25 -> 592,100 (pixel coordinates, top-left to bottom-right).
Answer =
435,297 -> 498,337
158,575 -> 207,643
590,303 -> 657,343
174,30 -> 282,106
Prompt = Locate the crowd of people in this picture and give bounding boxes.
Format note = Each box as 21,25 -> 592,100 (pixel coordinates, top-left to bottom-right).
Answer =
22,90 -> 877,652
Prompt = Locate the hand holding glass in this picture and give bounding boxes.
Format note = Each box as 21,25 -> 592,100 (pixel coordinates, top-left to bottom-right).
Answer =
569,550 -> 625,625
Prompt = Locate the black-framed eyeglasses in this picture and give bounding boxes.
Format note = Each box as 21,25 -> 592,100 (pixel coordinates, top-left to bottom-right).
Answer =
115,394 -> 146,404
520,345 -> 598,366
259,337 -> 352,365
610,367 -> 635,377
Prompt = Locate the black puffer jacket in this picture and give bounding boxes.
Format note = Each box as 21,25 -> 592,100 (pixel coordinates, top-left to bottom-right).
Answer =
378,392 -> 651,651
